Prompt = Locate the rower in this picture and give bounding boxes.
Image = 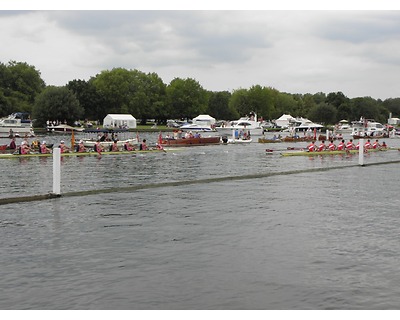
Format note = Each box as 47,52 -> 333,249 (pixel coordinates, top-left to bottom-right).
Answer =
9,137 -> 17,150
372,139 -> 381,149
328,140 -> 336,151
40,141 -> 51,154
140,139 -> 148,150
337,139 -> 345,151
317,140 -> 327,152
346,139 -> 355,150
364,139 -> 372,149
94,140 -> 104,153
20,141 -> 31,154
124,140 -> 135,151
307,141 -> 316,152
77,140 -> 88,153
110,140 -> 119,152
59,140 -> 70,153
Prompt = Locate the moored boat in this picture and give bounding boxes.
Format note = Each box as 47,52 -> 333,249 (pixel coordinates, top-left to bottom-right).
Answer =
215,112 -> 264,136
223,138 -> 253,144
179,123 -> 216,132
0,113 -> 35,137
81,138 -> 137,149
47,124 -> 85,133
160,136 -> 220,147
258,138 -> 282,143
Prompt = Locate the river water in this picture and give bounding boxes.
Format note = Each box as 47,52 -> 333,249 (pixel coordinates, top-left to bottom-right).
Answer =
1,132 -> 400,309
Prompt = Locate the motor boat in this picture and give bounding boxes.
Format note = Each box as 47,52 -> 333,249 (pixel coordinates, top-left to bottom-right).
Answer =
0,114 -> 34,137
287,117 -> 324,132
215,112 -> 264,136
179,123 -> 215,132
47,124 -> 85,133
351,119 -> 387,138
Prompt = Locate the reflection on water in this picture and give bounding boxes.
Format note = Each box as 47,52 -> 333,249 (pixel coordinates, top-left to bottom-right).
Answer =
1,133 -> 400,309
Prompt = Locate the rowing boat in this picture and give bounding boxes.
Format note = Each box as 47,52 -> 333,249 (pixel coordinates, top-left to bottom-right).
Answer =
0,148 -> 180,159
280,148 -> 390,157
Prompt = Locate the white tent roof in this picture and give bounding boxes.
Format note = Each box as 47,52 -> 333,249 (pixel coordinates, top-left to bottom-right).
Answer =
104,114 -> 136,120
276,114 -> 295,121
103,114 -> 137,128
192,114 -> 216,124
275,114 -> 295,128
193,114 -> 216,121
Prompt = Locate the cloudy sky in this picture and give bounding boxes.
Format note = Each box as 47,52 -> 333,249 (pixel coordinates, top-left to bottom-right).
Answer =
1,2 -> 400,100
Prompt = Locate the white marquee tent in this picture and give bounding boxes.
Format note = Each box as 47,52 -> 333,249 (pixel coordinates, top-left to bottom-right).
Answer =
192,114 -> 216,126
103,114 -> 137,129
275,114 -> 295,128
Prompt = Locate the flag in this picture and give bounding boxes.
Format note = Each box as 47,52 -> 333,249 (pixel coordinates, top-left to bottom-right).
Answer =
71,129 -> 75,149
158,131 -> 163,145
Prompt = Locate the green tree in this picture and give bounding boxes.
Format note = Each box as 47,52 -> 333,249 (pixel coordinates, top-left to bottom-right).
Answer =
207,91 -> 237,120
382,98 -> 400,117
336,102 -> 352,122
67,79 -> 108,121
0,61 -> 45,117
273,92 -> 298,119
92,68 -> 167,123
166,78 -> 208,120
350,97 -> 380,122
308,103 -> 337,125
312,92 -> 327,105
247,85 -> 276,120
32,86 -> 83,127
325,91 -> 348,108
131,72 -> 166,124
91,68 -> 135,115
229,88 -> 249,117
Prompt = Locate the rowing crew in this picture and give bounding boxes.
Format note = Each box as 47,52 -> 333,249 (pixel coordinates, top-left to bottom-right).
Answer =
307,139 -> 387,152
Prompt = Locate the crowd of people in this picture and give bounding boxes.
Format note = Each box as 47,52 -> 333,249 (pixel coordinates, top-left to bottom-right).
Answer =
307,139 -> 388,152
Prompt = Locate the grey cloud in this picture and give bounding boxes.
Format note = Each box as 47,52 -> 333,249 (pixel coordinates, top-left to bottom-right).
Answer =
317,11 -> 400,43
44,11 -> 272,66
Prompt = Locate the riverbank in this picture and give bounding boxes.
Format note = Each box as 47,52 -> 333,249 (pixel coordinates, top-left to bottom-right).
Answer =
33,125 -> 175,135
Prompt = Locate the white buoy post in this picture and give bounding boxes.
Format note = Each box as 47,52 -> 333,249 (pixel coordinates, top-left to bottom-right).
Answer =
232,129 -> 235,141
326,129 -> 329,141
359,138 -> 364,166
53,147 -> 61,195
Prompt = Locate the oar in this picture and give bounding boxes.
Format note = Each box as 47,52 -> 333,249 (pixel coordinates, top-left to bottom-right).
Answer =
287,146 -> 305,151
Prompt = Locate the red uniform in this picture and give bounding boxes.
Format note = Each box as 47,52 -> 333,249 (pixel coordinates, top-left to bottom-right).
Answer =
328,142 -> 336,151
40,144 -> 49,154
346,141 -> 354,150
337,141 -> 345,150
318,143 -> 326,152
307,143 -> 315,152
365,141 -> 371,149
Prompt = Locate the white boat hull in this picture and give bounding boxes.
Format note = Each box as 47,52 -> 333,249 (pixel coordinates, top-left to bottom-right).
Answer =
225,138 -> 253,144
216,127 -> 264,136
82,138 -> 137,149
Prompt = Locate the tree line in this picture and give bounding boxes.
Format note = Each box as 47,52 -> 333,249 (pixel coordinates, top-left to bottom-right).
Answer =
1,60 -> 400,127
